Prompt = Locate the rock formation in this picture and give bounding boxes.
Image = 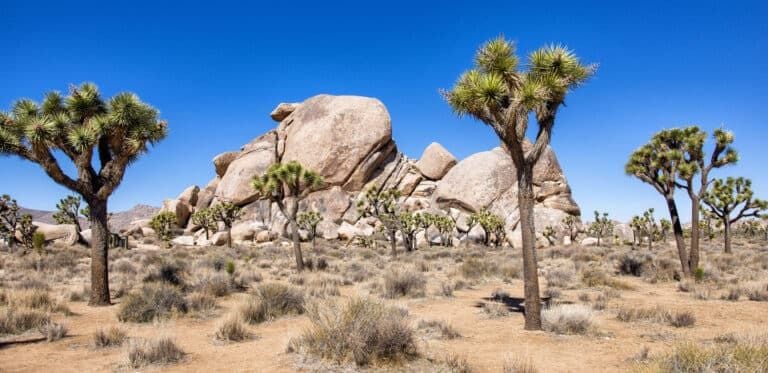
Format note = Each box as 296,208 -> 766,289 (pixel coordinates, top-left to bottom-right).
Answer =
162,94 -> 582,248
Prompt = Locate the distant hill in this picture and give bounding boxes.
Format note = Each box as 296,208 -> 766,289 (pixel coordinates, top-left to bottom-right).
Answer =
19,204 -> 159,232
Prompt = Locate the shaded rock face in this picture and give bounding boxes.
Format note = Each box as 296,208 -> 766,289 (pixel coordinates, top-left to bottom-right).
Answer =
162,94 -> 582,246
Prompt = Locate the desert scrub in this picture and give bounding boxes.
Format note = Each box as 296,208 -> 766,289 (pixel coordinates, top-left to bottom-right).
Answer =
306,276 -> 342,298
213,315 -> 251,342
581,267 -> 634,290
617,306 -> 696,328
635,334 -> 768,372
417,319 -> 461,340
93,326 -> 128,348
117,283 -> 188,323
288,297 -> 418,366
542,304 -> 596,335
39,321 -> 67,342
127,337 -> 185,368
503,356 -> 539,373
481,302 -> 511,318
240,283 -> 304,324
0,307 -> 50,335
383,267 -> 426,298
142,262 -> 187,288
459,258 -> 497,279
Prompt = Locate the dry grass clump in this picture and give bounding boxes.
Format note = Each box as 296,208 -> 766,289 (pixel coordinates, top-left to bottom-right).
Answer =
39,321 -> 67,342
542,304 -> 596,335
743,282 -> 768,301
581,267 -> 634,290
92,326 -> 128,348
617,306 -> 696,328
417,319 -> 461,340
503,356 -> 539,373
127,337 -> 185,368
213,315 -> 251,342
186,291 -> 217,317
443,354 -> 473,372
117,283 -> 188,323
481,302 -> 510,318
616,252 -> 650,277
288,297 -> 418,366
383,268 -> 426,298
142,262 -> 186,288
240,282 -> 305,324
636,334 -> 768,372
0,307 -> 50,335
306,276 -> 342,298
544,260 -> 576,289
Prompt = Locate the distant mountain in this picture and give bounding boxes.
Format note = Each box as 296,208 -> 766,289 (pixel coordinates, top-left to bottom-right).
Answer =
19,204 -> 159,232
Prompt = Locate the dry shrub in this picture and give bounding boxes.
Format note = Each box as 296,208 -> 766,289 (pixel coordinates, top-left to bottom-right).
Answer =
240,283 -> 304,324
460,258 -> 497,279
0,307 -> 50,334
417,319 -> 461,340
117,283 -> 188,323
581,267 -> 634,290
288,297 -> 418,366
93,326 -> 128,348
542,304 -> 595,335
444,354 -> 473,372
617,306 -> 696,328
617,252 -> 649,276
481,302 -> 510,318
186,291 -> 217,317
214,315 -> 251,342
39,321 -> 67,342
142,262 -> 186,288
544,261 -> 576,289
127,337 -> 185,368
503,356 -> 539,373
383,268 -> 426,298
437,281 -> 454,297
306,276 -> 342,298
641,334 -> 768,372
743,282 -> 768,301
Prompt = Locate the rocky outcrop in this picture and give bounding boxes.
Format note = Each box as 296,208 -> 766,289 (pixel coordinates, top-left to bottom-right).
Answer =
160,94 -> 582,247
31,222 -> 79,246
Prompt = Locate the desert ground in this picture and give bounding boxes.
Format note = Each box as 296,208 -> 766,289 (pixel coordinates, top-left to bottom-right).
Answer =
1,235 -> 766,373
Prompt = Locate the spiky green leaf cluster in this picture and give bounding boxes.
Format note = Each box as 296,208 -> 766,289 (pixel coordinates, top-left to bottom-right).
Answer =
52,195 -> 84,231
468,209 -> 506,246
561,215 -> 580,242
251,161 -> 323,202
191,207 -> 218,239
356,185 -> 401,219
542,225 -> 557,246
589,210 -> 614,245
0,194 -> 21,246
297,210 -> 323,241
0,83 -> 167,201
210,202 -> 242,228
149,211 -> 177,245
17,214 -> 38,251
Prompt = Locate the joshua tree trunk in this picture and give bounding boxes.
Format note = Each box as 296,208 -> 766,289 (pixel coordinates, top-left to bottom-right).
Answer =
665,197 -> 691,277
723,220 -> 732,254
87,199 -> 111,306
226,225 -> 233,249
688,194 -> 701,271
648,234 -> 652,250
389,229 -> 397,258
290,203 -> 304,272
518,163 -> 542,331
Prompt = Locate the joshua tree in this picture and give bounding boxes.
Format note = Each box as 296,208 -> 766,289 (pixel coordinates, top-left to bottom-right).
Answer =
588,211 -> 614,247
0,194 -> 21,247
468,209 -> 505,247
357,185 -> 401,257
17,214 -> 38,253
562,215 -> 579,244
297,210 -> 323,249
0,83 -> 167,305
444,36 -> 595,330
629,215 -> 643,246
659,219 -> 672,242
674,127 -> 738,273
251,161 -> 323,271
627,129 -> 694,277
190,207 -> 218,240
542,226 -> 556,246
149,211 -> 176,248
53,195 -> 86,233
210,202 -> 242,249
433,214 -> 455,247
417,212 -> 435,247
398,211 -> 422,252
702,177 -> 767,253
638,208 -> 658,250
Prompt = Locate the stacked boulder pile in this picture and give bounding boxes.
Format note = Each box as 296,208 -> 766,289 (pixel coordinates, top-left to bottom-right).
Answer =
139,94 -> 582,248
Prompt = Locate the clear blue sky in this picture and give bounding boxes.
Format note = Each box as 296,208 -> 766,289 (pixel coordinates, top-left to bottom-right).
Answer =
2,1 -> 766,222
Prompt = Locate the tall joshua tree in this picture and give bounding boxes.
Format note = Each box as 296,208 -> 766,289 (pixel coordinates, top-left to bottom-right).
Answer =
675,127 -> 737,272
0,83 -> 167,305
252,161 -> 322,272
627,129 -> 693,277
702,177 -> 767,253
444,36 -> 596,330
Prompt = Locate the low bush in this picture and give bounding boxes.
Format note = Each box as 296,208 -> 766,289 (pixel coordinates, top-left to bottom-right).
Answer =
240,283 -> 304,324
117,283 -> 188,323
417,319 -> 461,340
617,306 -> 695,328
0,307 -> 50,334
383,268 -> 426,298
39,321 -> 67,342
93,326 -> 128,348
503,357 -> 539,373
642,335 -> 768,372
288,297 -> 418,366
542,304 -> 595,335
214,315 -> 250,342
127,337 -> 185,368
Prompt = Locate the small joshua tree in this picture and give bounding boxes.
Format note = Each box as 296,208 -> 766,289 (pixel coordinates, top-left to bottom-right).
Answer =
191,208 -> 218,240
149,211 -> 176,248
562,215 -> 579,244
659,219 -> 672,242
357,185 -> 401,257
588,211 -> 614,247
398,212 -> 424,252
542,226 -> 556,246
639,208 -> 659,250
297,210 -> 323,249
0,83 -> 168,305
434,214 -> 456,247
417,212 -> 435,247
210,202 -> 242,249
0,194 -> 21,247
53,195 -> 87,233
468,209 -> 505,246
629,215 -> 643,246
251,161 -> 323,271
702,177 -> 767,253
627,129 -> 694,277
17,214 -> 38,253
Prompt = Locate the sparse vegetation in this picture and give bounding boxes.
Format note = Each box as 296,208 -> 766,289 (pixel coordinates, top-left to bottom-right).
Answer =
127,337 -> 185,368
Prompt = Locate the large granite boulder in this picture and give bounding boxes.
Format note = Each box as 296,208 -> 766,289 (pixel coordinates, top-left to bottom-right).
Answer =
160,199 -> 192,228
279,95 -> 393,190
270,102 -> 299,122
434,147 -> 516,212
30,222 -> 79,246
213,151 -> 239,178
415,142 -> 457,180
216,131 -> 277,205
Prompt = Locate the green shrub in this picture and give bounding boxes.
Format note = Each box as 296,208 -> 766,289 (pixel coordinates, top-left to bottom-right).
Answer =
32,232 -> 46,252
